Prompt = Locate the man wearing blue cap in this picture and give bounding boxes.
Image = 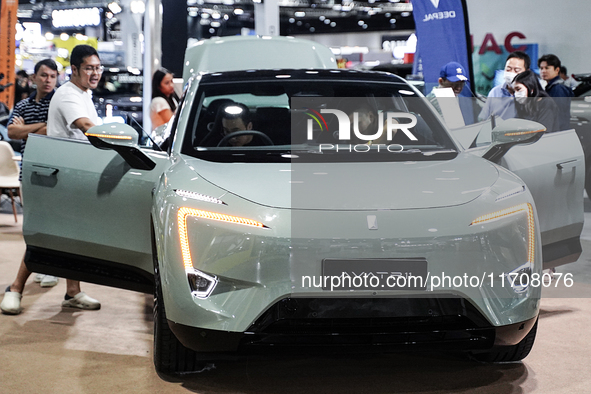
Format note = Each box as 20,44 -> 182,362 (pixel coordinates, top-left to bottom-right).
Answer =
426,61 -> 468,118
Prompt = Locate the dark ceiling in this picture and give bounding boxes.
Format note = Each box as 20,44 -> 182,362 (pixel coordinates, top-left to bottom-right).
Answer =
16,0 -> 415,36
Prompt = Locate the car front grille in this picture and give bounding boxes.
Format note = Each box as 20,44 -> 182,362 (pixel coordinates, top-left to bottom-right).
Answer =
240,297 -> 495,351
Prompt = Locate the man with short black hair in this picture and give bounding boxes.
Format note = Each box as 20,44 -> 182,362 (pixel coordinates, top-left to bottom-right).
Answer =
47,44 -> 102,140
479,51 -> 530,121
220,103 -> 255,146
8,59 -> 58,164
538,54 -> 573,131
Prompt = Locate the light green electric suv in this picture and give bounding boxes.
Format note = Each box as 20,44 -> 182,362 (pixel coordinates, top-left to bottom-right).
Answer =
21,37 -> 584,376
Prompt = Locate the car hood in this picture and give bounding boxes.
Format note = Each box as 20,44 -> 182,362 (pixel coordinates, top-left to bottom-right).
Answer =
186,154 -> 499,210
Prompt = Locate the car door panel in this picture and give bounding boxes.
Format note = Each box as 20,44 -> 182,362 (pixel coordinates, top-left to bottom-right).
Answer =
22,134 -> 169,282
468,129 -> 584,267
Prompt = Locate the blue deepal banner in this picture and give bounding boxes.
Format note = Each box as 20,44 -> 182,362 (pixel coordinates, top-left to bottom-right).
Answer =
411,0 -> 471,96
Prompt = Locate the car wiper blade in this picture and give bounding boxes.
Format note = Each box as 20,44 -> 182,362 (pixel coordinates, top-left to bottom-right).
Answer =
421,149 -> 457,156
400,148 -> 422,153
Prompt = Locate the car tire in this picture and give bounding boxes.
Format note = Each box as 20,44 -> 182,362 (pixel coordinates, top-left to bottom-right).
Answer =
152,232 -> 204,376
470,319 -> 538,363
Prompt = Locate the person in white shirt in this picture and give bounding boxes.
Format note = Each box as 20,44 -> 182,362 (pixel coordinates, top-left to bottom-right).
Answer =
150,69 -> 179,131
47,45 -> 101,140
45,44 -> 102,311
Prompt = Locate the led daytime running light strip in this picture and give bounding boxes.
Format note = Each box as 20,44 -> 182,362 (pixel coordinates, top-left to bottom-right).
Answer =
494,185 -> 525,202
178,207 -> 266,269
470,203 -> 535,264
175,189 -> 225,205
85,132 -> 132,140
504,129 -> 544,137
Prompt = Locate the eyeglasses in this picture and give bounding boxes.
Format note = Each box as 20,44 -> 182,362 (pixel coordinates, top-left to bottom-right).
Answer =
80,65 -> 104,75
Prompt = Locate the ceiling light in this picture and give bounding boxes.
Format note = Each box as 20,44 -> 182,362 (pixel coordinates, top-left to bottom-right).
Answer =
108,2 -> 122,14
130,1 -> 145,14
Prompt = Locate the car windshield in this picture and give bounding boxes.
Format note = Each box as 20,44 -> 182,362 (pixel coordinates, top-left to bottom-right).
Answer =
181,74 -> 457,163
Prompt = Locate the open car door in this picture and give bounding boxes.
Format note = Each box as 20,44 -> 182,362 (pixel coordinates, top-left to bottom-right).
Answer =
21,132 -> 170,293
462,120 -> 584,269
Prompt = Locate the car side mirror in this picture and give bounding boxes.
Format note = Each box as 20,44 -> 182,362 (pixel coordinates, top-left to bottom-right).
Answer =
85,123 -> 156,170
482,118 -> 546,163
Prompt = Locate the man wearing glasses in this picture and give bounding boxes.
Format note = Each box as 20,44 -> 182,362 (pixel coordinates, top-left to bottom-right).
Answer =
47,44 -> 103,140
45,45 -> 102,310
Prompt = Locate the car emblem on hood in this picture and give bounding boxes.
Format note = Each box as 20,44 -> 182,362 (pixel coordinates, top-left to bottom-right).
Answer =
367,215 -> 378,230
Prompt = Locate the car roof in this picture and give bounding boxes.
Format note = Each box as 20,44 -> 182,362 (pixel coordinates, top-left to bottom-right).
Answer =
182,36 -> 337,83
197,68 -> 409,85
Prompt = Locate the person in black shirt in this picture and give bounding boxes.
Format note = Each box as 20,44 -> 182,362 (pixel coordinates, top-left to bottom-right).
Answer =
220,103 -> 257,146
13,70 -> 32,107
538,54 -> 573,131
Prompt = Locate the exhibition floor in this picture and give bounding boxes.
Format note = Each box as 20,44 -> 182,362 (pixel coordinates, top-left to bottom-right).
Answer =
1,199 -> 591,393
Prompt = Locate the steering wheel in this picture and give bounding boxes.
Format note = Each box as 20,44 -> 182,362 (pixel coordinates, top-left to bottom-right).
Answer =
217,130 -> 274,147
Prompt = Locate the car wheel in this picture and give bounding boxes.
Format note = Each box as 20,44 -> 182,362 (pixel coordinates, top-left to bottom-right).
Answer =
152,232 -> 203,376
470,319 -> 538,363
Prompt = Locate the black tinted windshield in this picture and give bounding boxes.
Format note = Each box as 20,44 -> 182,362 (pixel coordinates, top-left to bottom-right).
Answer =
181,72 -> 457,163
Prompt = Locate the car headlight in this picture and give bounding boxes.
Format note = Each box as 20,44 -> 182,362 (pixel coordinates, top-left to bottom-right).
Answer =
470,202 -> 535,293
178,206 -> 267,270
177,206 -> 268,298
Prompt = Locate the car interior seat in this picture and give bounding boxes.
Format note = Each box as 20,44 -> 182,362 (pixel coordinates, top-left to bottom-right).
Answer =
254,107 -> 291,145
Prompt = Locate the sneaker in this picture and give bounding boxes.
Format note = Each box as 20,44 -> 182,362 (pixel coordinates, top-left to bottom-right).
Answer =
40,275 -> 59,288
61,292 -> 101,310
34,273 -> 45,283
1,287 -> 23,315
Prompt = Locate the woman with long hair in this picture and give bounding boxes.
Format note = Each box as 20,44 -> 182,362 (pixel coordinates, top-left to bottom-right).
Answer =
512,70 -> 559,133
150,69 -> 180,130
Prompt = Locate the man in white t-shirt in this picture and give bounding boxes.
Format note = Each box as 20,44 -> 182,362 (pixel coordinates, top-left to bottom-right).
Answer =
47,45 -> 101,140
45,44 -> 102,310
